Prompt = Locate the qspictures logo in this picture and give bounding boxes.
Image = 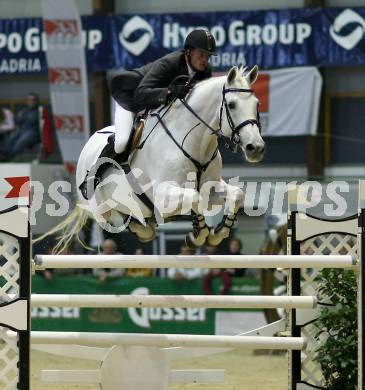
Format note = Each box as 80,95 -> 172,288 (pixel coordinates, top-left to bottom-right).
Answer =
330,8 -> 365,50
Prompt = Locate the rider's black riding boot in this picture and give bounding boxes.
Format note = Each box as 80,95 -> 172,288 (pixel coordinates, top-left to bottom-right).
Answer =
79,134 -> 127,200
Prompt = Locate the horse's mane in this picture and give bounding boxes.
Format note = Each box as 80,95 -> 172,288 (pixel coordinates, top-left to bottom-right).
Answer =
192,66 -> 251,90
192,75 -> 225,89
165,67 -> 250,111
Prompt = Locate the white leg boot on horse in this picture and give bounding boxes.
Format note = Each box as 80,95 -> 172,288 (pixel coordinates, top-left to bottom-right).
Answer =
114,104 -> 134,154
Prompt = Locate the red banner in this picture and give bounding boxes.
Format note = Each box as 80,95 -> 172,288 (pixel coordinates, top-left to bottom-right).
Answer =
4,176 -> 30,199
41,0 -> 90,169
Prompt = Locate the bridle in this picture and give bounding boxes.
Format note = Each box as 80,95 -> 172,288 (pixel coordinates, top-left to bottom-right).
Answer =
218,85 -> 261,152
139,78 -> 262,187
180,83 -> 261,152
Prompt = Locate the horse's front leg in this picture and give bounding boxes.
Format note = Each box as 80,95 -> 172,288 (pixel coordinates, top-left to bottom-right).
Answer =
186,211 -> 210,248
154,183 -> 209,248
206,179 -> 244,246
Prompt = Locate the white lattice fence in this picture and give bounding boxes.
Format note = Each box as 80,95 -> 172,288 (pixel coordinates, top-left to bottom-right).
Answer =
0,232 -> 21,390
299,233 -> 357,388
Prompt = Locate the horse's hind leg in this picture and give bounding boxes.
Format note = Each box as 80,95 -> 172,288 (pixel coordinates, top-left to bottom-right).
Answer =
101,211 -> 156,242
207,179 -> 244,246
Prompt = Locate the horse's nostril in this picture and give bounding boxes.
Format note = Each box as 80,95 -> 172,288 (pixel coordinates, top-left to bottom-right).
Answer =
259,144 -> 266,153
246,144 -> 255,152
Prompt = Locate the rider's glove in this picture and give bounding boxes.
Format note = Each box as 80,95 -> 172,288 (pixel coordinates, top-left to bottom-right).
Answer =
167,84 -> 191,100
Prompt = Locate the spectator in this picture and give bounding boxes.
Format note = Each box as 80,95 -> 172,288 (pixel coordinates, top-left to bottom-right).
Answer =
93,239 -> 124,283
202,245 -> 232,294
226,238 -> 246,277
0,106 -> 14,133
167,245 -> 205,280
125,248 -> 154,277
0,93 -> 41,161
205,245 -> 218,256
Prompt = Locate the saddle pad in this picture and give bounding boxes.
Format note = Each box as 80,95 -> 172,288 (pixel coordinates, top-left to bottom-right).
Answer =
76,126 -> 115,189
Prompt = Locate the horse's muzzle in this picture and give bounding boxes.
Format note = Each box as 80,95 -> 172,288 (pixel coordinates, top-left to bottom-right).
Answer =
244,141 -> 266,162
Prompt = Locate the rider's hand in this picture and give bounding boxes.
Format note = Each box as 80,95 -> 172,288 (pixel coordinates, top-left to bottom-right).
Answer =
168,84 -> 191,100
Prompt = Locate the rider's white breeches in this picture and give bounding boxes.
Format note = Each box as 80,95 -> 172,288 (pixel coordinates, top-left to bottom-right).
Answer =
114,103 -> 134,154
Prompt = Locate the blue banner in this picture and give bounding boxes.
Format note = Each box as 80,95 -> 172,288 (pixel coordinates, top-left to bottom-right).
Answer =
1,7 -> 365,74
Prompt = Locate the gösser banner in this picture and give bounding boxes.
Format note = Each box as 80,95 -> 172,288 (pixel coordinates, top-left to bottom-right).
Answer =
1,7 -> 365,74
32,275 -> 262,334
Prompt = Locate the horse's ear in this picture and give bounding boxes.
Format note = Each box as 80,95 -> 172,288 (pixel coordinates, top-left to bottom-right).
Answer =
227,66 -> 238,83
246,65 -> 259,85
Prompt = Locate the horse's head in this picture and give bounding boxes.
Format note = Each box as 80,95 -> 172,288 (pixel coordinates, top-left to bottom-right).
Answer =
219,65 -> 265,163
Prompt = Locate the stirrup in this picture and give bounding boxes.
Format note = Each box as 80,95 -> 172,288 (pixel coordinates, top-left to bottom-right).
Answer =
79,172 -> 100,200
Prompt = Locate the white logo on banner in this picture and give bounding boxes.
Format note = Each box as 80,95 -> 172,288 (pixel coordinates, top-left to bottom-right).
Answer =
330,8 -> 365,50
119,16 -> 154,56
128,287 -> 206,328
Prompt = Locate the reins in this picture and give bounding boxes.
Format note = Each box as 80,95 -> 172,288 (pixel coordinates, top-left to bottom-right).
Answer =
137,78 -> 261,187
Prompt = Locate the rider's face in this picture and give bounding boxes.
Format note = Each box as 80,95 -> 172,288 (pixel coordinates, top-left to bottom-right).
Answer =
27,95 -> 38,108
189,48 -> 211,71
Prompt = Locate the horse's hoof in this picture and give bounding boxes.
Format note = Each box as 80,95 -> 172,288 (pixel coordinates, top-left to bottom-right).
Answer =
185,234 -> 199,249
139,235 -> 154,243
207,228 -> 229,246
136,226 -> 156,243
185,227 -> 209,249
129,221 -> 156,243
206,233 -> 220,246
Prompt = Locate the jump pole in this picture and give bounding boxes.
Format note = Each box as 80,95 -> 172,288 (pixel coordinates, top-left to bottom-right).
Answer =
34,254 -> 356,270
31,332 -> 306,350
30,294 -> 318,309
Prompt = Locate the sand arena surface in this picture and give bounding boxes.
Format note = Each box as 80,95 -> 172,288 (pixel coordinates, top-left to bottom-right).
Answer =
31,349 -> 287,390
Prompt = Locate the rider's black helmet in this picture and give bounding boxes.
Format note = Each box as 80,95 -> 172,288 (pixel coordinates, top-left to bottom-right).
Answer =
184,29 -> 216,54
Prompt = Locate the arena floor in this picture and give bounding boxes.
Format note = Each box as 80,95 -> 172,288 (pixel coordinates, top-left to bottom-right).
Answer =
31,349 -> 287,389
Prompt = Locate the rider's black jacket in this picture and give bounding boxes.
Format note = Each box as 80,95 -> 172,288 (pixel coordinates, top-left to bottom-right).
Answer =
110,50 -> 212,112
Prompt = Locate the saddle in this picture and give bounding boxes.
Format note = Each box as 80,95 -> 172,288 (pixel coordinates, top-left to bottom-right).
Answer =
130,113 -> 145,152
79,112 -> 147,200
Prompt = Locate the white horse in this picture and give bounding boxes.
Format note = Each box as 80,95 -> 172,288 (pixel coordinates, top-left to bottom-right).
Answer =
53,65 -> 265,251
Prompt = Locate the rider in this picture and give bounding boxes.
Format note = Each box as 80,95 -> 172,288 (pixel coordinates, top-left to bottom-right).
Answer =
80,29 -> 216,200
111,28 -> 216,156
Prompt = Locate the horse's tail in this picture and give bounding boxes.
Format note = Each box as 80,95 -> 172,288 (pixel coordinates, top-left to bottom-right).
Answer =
33,205 -> 92,254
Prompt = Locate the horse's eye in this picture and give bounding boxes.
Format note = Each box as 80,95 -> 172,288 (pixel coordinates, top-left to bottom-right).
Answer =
228,102 -> 236,109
